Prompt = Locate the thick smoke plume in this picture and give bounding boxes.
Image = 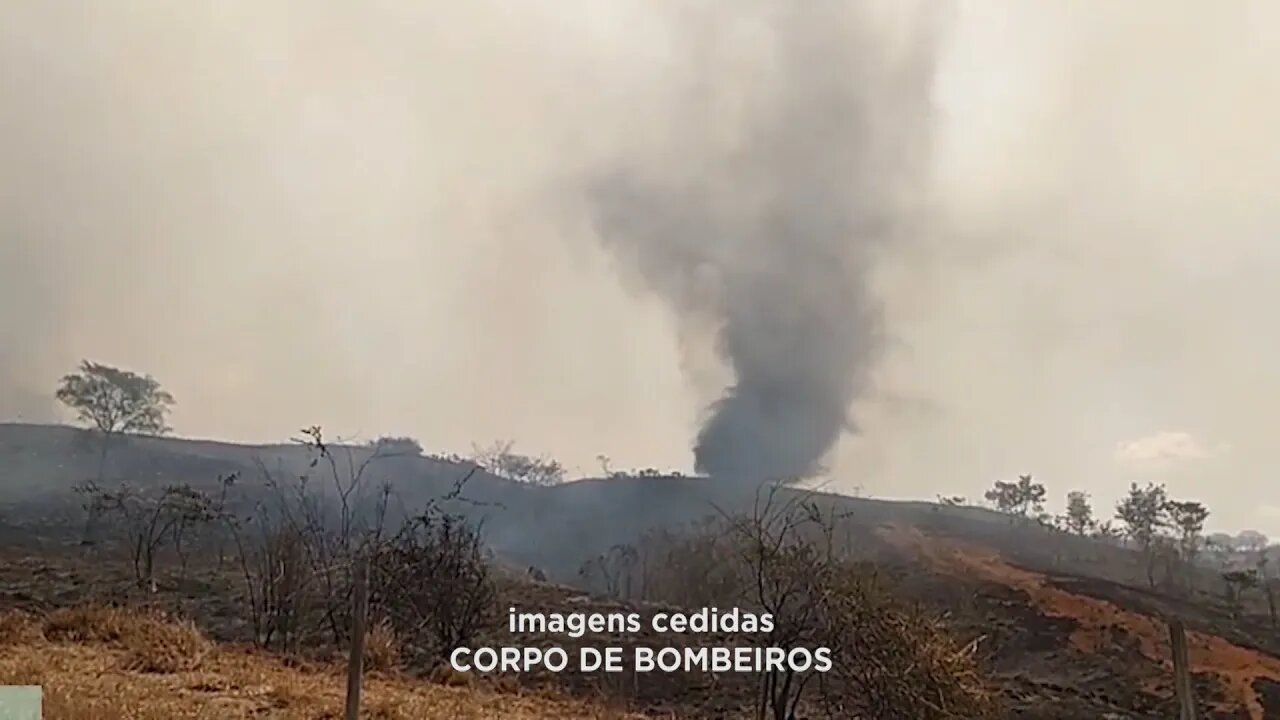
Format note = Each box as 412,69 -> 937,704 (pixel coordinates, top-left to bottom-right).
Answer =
4,2 -> 1279,535
587,3 -> 939,481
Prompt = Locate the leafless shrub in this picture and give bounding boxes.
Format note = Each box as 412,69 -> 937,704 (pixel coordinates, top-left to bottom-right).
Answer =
817,569 -> 995,719
228,516 -> 315,652
627,517 -> 742,608
628,485 -> 995,720
471,440 -> 566,486
578,544 -> 639,599
224,426 -> 399,651
69,481 -> 217,588
368,512 -> 497,666
224,425 -> 493,666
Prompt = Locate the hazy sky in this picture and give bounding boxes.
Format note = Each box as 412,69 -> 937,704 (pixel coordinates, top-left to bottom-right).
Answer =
2,1 -> 1277,535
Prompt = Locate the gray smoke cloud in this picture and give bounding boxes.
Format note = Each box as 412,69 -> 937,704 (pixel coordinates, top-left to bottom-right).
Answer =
586,3 -> 940,480
3,2 -> 1279,536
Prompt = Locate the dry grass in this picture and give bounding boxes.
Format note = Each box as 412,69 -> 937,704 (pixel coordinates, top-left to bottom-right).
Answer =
363,618 -> 401,673
38,605 -> 212,673
43,605 -> 129,643
0,605 -> 643,719
0,608 -> 43,645
120,616 -> 211,673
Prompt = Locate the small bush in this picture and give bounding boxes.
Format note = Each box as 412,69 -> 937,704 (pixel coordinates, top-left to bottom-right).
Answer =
370,513 -> 497,664
364,618 -> 401,673
428,663 -> 474,687
820,568 -> 997,719
0,610 -> 44,646
44,605 -> 128,643
629,490 -> 997,720
42,604 -> 210,673
121,617 -> 210,673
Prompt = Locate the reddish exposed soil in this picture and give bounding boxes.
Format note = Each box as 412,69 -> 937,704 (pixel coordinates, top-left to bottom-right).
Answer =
879,524 -> 1280,719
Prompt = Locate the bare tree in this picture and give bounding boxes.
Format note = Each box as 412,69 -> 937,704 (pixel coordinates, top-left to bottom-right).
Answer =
471,440 -> 566,486
211,472 -> 239,568
170,487 -> 219,580
75,481 -> 214,589
239,426 -> 398,646
578,543 -> 640,599
228,513 -> 314,652
226,427 -> 488,659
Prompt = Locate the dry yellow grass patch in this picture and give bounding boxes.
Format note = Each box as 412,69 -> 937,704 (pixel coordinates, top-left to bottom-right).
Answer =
37,605 -> 212,673
120,616 -> 211,673
0,608 -> 43,645
363,618 -> 401,673
0,606 -> 644,719
43,605 -> 129,643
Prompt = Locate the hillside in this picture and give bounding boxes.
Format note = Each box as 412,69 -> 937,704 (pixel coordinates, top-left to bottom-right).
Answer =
2,422 -> 1279,718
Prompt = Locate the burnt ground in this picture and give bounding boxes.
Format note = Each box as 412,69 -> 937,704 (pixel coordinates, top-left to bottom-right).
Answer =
3,527 -> 1279,719
1,425 -> 1278,718
878,523 -> 1280,720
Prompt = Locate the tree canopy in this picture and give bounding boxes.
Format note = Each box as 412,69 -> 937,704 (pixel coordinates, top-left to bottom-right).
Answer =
1115,482 -> 1168,551
1165,500 -> 1210,561
1064,491 -> 1094,535
472,440 -> 566,486
984,474 -> 1046,518
55,360 -> 175,436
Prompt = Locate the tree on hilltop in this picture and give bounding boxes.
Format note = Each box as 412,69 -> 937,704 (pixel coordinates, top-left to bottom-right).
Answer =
56,360 -> 175,439
56,360 -> 176,545
1237,530 -> 1270,553
984,474 -> 1046,521
1165,500 -> 1210,565
1115,482 -> 1169,588
1064,491 -> 1095,535
471,440 -> 565,486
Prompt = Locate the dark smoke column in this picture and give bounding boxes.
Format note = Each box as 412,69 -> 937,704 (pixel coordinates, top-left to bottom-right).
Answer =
587,3 -> 939,483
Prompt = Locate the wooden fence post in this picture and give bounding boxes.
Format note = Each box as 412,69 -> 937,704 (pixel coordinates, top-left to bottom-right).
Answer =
345,554 -> 369,720
1167,617 -> 1197,720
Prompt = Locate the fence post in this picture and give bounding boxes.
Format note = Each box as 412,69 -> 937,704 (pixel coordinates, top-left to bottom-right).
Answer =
345,553 -> 369,720
1167,617 -> 1197,720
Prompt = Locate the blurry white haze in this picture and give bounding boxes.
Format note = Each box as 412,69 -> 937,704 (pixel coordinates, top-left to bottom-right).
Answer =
2,2 -> 1277,535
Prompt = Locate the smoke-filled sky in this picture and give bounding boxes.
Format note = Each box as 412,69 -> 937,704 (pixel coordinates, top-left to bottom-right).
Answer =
2,1 -> 1278,535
